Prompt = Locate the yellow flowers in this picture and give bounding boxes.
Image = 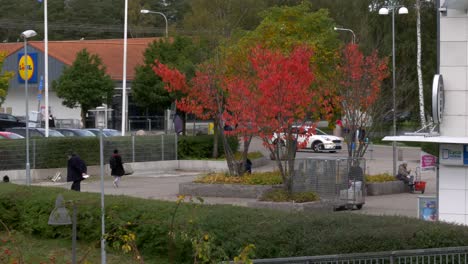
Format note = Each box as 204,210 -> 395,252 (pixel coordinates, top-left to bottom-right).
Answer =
121,244 -> 132,253
176,195 -> 186,204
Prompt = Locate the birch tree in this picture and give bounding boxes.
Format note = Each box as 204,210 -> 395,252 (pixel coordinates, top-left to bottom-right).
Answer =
416,0 -> 427,129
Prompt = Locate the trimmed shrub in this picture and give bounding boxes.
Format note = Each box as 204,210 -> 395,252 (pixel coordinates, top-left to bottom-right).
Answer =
3,184 -> 468,262
195,171 -> 282,185
366,173 -> 397,183
259,189 -> 319,203
178,135 -> 239,159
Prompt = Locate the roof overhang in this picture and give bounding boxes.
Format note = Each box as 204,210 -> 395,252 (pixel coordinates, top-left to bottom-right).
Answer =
443,0 -> 468,10
383,135 -> 468,144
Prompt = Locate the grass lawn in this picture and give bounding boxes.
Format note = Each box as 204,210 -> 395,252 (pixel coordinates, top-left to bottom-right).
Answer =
0,231 -> 168,263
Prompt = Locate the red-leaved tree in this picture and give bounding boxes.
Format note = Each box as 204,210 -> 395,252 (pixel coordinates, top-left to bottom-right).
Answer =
153,61 -> 243,173
337,43 -> 389,158
224,45 -> 322,190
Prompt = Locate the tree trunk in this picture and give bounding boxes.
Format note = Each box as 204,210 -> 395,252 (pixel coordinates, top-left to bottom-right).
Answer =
212,119 -> 219,159
81,108 -> 87,128
416,0 -> 427,129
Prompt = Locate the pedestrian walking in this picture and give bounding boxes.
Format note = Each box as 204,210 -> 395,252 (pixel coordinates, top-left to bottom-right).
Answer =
66,151 -> 88,192
48,114 -> 56,128
109,149 -> 125,188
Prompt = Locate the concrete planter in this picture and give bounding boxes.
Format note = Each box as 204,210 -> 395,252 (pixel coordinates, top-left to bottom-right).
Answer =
179,182 -> 279,199
366,181 -> 409,196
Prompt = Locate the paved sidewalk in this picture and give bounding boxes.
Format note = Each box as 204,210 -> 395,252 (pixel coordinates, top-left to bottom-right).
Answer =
33,144 -> 435,219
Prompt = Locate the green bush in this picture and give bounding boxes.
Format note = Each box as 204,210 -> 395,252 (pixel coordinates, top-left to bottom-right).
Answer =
195,171 -> 282,185
178,135 -> 239,159
3,184 -> 468,262
421,142 -> 439,157
365,173 -> 397,183
259,189 -> 319,203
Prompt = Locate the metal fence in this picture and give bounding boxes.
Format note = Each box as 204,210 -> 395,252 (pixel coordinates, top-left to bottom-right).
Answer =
250,246 -> 468,264
0,134 -> 177,170
292,157 -> 366,209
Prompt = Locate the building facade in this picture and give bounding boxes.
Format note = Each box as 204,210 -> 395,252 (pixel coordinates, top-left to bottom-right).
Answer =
0,38 -> 157,128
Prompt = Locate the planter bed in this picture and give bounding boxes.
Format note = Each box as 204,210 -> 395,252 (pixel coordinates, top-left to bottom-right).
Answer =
366,181 -> 410,196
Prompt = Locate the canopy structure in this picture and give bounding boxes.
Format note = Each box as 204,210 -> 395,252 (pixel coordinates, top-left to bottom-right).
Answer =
383,135 -> 468,144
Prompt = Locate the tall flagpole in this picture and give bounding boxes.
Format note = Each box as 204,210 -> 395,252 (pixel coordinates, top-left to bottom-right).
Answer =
44,0 -> 49,136
121,0 -> 128,136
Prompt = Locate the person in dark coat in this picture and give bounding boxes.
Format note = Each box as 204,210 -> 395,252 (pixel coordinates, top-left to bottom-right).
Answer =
109,149 -> 125,188
244,158 -> 252,174
66,151 -> 87,192
48,114 -> 56,128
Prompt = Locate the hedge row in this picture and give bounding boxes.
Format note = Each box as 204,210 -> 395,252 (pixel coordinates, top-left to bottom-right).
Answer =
177,134 -> 239,159
0,135 -> 237,170
2,184 -> 468,262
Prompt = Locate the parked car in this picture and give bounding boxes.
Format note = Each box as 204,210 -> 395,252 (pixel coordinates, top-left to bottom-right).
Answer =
272,126 -> 343,153
5,127 -> 65,137
55,128 -> 96,137
0,131 -> 24,139
0,113 -> 26,131
85,128 -> 122,137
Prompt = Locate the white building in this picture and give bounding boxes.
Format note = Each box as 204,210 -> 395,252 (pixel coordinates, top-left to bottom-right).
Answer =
386,0 -> 468,225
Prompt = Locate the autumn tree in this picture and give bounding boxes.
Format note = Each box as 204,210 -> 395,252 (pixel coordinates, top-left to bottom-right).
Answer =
337,43 -> 389,158
52,49 -> 114,126
0,51 -> 13,107
153,60 -> 229,160
224,45 -> 318,188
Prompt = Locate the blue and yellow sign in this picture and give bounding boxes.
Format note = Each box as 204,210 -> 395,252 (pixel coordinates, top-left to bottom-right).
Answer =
18,53 -> 38,84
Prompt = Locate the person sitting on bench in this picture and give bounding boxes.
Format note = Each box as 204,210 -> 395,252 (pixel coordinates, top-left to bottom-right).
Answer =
396,161 -> 414,190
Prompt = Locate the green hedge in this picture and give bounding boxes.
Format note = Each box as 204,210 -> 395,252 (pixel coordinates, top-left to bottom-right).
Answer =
177,134 -> 239,159
0,134 -> 232,170
2,184 -> 468,262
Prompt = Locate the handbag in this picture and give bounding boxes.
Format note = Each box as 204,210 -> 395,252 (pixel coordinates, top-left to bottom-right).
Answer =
123,163 -> 134,175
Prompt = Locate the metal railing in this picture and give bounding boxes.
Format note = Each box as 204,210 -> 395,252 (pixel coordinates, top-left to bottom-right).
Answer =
0,134 -> 177,170
250,246 -> 468,263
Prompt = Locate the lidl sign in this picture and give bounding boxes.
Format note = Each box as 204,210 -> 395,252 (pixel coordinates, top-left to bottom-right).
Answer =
18,53 -> 38,84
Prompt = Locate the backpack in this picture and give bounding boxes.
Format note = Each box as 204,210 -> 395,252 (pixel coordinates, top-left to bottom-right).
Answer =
109,156 -> 116,170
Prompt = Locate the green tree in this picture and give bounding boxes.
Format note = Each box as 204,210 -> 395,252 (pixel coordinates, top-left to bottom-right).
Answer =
181,0 -> 268,47
223,3 -> 342,120
0,51 -> 13,107
132,36 -> 210,115
52,49 -> 114,126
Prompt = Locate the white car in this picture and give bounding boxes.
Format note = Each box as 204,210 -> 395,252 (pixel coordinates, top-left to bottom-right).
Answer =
272,126 -> 343,153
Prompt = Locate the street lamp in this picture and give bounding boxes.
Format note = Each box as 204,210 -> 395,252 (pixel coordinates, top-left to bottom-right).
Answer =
89,106 -> 108,263
379,4 -> 408,176
20,29 -> 37,186
48,194 -> 77,264
140,9 -> 168,38
334,26 -> 356,44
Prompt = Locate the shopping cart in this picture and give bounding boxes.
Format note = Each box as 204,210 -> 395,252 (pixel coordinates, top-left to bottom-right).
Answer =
412,167 -> 426,194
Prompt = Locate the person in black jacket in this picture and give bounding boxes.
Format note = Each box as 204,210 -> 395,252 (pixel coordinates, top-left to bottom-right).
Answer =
109,149 -> 125,188
66,151 -> 87,192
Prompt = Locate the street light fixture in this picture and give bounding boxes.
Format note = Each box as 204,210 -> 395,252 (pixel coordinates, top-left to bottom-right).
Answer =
48,194 -> 77,264
20,29 -> 37,186
89,106 -> 108,263
140,9 -> 168,38
334,26 -> 356,44
379,4 -> 408,177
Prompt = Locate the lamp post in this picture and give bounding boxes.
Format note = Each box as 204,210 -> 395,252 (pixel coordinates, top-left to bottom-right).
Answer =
140,9 -> 168,38
89,106 -> 108,263
48,194 -> 77,264
379,4 -> 408,176
333,26 -> 356,44
20,29 -> 37,186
